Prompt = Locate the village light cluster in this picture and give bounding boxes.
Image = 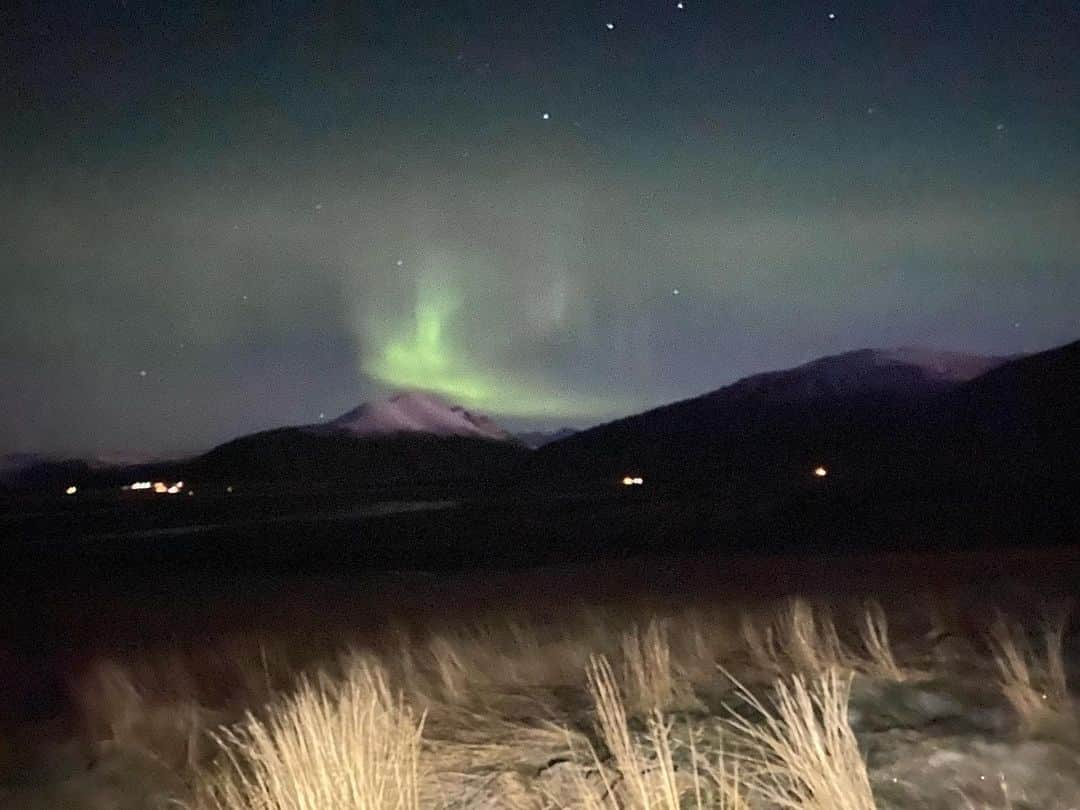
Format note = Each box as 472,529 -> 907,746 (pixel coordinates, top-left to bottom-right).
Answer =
122,480 -> 186,494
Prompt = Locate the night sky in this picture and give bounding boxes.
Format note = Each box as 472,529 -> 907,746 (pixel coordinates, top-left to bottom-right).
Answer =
3,1 -> 1078,457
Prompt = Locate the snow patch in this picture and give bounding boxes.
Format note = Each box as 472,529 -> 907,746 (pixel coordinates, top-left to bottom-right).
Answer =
873,347 -> 1011,382
324,392 -> 511,441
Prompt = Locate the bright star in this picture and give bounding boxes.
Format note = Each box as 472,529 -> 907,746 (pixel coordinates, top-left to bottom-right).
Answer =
605,22 -> 615,30
396,259 -> 404,266
139,370 -> 147,377
672,288 -> 680,296
541,112 -> 550,120
677,2 -> 684,8
827,12 -> 836,19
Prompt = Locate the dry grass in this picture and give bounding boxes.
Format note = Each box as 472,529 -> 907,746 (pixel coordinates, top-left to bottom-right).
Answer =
193,658 -> 425,810
619,620 -> 700,715
857,600 -> 907,681
77,660 -> 216,771
987,611 -> 1072,735
741,597 -> 914,683
554,655 -> 747,810
403,617 -> 617,708
586,654 -> 683,809
57,595 -> 1079,809
723,667 -> 875,810
740,598 -> 851,676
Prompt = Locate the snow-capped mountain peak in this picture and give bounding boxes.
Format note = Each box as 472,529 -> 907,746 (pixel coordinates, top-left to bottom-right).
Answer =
872,347 -> 1013,382
712,347 -> 1010,404
324,391 -> 511,441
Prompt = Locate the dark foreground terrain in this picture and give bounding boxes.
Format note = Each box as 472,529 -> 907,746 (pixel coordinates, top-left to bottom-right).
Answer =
2,481 -> 1080,808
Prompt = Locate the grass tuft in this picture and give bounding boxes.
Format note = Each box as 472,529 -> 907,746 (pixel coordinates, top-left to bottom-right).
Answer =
857,600 -> 907,681
987,612 -> 1072,736
723,667 -> 875,810
194,657 -> 425,810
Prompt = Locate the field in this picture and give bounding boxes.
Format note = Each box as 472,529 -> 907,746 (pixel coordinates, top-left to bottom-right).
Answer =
3,537 -> 1080,809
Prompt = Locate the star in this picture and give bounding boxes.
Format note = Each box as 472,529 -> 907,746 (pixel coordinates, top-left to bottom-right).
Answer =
867,106 -> 876,115
605,22 -> 615,30
242,294 -> 249,301
541,112 -> 550,120
672,288 -> 680,296
314,203 -> 323,211
996,122 -> 1006,131
319,412 -> 326,419
139,369 -> 147,377
396,259 -> 404,266
676,2 -> 684,8
827,12 -> 836,19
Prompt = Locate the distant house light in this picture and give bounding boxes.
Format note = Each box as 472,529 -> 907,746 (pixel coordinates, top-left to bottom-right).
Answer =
814,466 -> 828,478
65,485 -> 78,495
153,482 -> 168,493
622,476 -> 645,486
129,481 -> 152,491
226,485 -> 234,493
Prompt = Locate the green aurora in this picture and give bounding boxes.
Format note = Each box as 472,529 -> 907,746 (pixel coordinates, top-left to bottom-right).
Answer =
363,277 -> 616,419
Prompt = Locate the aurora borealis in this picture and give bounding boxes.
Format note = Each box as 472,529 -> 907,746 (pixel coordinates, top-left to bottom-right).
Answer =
2,1 -> 1079,456
364,267 -> 615,417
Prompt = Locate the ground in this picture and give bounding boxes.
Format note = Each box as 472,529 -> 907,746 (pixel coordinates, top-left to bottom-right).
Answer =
2,546 -> 1079,808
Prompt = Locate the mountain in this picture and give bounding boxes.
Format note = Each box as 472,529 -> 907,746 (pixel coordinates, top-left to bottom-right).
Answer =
530,346 -> 1015,488
515,427 -> 579,449
673,347 -> 1009,406
191,392 -> 527,486
947,339 -> 1080,480
0,451 -> 184,492
324,392 -> 511,441
0,453 -> 93,490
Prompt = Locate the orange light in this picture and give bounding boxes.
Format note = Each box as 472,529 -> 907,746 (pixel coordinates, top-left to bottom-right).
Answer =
622,476 -> 635,486
814,466 -> 828,478
65,485 -> 78,495
153,482 -> 168,493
